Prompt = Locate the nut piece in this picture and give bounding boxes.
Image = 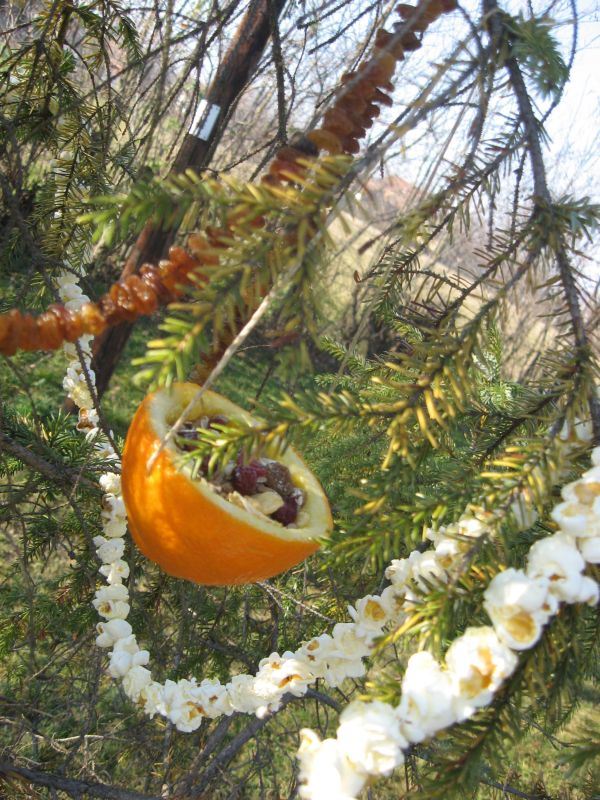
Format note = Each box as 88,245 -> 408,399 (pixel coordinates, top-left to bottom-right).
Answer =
248,490 -> 285,516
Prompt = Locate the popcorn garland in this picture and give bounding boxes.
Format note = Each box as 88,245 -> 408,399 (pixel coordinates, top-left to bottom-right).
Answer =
296,456 -> 600,798
58,272 -> 599,799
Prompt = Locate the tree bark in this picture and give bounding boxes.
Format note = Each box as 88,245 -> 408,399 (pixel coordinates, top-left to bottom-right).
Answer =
90,0 -> 287,399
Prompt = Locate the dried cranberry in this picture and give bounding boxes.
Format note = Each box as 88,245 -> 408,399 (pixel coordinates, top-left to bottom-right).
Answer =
271,496 -> 299,525
232,460 -> 267,495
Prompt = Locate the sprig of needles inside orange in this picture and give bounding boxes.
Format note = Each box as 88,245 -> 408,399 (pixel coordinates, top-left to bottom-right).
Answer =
122,383 -> 332,585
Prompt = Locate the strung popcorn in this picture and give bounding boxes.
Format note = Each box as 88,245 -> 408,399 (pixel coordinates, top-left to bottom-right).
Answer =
558,416 -> 593,447
510,490 -> 539,530
384,550 -> 447,606
483,568 -> 556,650
93,584 -> 130,620
63,334 -> 94,360
408,550 -> 450,591
453,515 -> 489,541
156,678 -> 207,732
95,618 -> 133,647
397,652 -> 457,743
295,631 -> 367,688
552,463 -> 600,539
99,472 -> 122,494
347,594 -> 389,636
445,627 -> 517,720
194,678 -> 233,718
112,634 -> 148,658
56,272 -> 89,305
425,515 -> 488,547
122,665 -> 152,700
93,535 -> 126,564
561,467 -> 600,506
579,537 -> 600,564
336,701 -> 407,776
63,368 -> 94,410
430,535 -> 464,570
252,652 -> 315,716
422,514 -> 490,576
99,558 -> 130,584
139,681 -> 166,717
385,557 -> 413,587
76,407 -> 100,438
298,634 -> 336,678
108,645 -> 150,678
226,673 -> 265,714
322,657 -> 367,689
170,700 -> 205,733
95,441 -> 120,462
551,501 -> 600,538
379,583 -> 408,623
303,628 -> 369,688
527,533 -> 599,605
102,493 -> 126,521
297,730 -> 366,800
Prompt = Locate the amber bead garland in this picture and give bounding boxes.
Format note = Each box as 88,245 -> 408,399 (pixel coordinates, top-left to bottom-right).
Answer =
0,0 -> 457,358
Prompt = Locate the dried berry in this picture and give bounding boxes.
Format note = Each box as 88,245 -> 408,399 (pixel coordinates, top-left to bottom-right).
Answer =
440,0 -> 458,12
79,303 -> 106,335
395,3 -> 415,18
124,274 -> 159,314
340,137 -> 361,155
275,145 -> 306,164
271,496 -> 299,526
232,460 -> 268,495
372,88 -> 394,106
17,313 -> 39,351
289,135 -> 319,157
264,461 -> 295,498
399,30 -> 421,50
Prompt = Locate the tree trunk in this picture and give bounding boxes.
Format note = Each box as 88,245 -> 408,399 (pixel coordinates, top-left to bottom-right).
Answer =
90,0 -> 287,399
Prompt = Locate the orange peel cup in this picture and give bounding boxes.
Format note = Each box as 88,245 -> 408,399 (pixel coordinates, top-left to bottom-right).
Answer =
121,383 -> 332,585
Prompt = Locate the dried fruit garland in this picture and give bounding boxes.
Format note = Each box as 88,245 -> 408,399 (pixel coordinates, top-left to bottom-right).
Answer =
0,0 -> 457,358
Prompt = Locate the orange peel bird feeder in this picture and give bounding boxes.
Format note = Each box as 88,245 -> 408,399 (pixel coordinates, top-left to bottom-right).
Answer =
121,384 -> 332,585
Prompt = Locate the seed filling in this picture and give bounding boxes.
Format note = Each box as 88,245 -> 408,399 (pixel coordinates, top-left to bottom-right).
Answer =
176,416 -> 307,527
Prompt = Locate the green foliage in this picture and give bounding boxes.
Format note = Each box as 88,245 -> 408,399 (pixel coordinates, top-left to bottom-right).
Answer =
506,13 -> 569,99
0,0 -> 141,289
112,157 -> 352,388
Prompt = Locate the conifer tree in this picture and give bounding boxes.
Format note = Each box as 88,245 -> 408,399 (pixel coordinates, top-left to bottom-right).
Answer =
0,1 -> 598,799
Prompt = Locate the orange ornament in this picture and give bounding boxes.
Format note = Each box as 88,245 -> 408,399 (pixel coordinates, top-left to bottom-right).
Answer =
121,383 -> 332,585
